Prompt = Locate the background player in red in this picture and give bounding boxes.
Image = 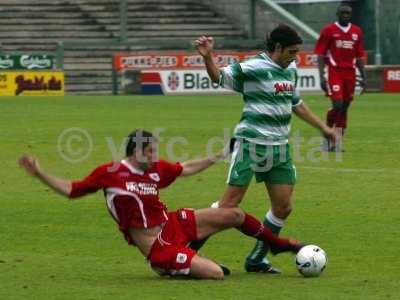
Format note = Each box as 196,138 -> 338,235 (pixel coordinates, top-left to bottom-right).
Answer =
314,3 -> 366,151
19,129 -> 302,279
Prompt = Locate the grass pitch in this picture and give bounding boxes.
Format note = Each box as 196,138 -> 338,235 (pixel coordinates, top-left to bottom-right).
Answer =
1,94 -> 399,299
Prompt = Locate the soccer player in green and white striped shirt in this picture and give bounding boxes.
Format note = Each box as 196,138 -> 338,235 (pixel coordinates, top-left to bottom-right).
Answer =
194,25 -> 336,273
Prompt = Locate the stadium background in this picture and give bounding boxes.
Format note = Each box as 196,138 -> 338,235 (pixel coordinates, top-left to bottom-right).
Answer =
1,1 -> 399,299
0,0 -> 399,95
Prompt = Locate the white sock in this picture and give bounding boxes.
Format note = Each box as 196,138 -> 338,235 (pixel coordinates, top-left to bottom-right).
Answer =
211,201 -> 219,208
266,209 -> 285,228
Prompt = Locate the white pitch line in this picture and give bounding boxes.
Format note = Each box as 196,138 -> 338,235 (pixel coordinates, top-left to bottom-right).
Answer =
298,166 -> 400,174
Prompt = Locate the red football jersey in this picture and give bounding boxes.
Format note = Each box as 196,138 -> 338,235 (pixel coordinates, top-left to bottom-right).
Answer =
314,22 -> 364,69
69,159 -> 183,228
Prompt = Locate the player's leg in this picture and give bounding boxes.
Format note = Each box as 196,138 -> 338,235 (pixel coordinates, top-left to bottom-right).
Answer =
218,184 -> 248,207
325,68 -> 344,151
267,183 -> 294,231
326,68 -> 343,127
188,185 -> 248,251
330,100 -> 345,151
148,211 -> 228,280
189,255 -> 225,279
340,101 -> 351,132
245,146 -> 296,273
194,207 -> 244,239
215,138 -> 252,208
245,184 -> 294,273
188,209 -> 240,279
194,207 -> 301,253
189,139 -> 252,251
150,244 -> 227,279
335,70 -> 356,150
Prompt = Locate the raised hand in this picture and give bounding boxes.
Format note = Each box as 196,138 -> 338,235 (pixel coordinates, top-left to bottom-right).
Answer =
195,36 -> 214,57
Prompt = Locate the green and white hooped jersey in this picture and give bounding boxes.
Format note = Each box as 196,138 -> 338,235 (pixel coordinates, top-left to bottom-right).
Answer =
219,52 -> 303,145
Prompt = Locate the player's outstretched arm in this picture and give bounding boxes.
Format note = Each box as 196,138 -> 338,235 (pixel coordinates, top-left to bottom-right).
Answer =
180,155 -> 221,177
19,154 -> 72,197
180,147 -> 228,177
194,36 -> 220,83
293,102 -> 336,141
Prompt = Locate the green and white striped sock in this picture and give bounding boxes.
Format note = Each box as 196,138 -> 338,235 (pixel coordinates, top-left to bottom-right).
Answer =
245,210 -> 284,265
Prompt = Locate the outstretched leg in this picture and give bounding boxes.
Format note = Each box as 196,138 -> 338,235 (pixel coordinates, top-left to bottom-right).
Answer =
189,185 -> 248,251
194,207 -> 301,254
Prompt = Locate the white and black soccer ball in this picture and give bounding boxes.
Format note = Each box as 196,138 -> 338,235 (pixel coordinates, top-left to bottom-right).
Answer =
295,245 -> 327,277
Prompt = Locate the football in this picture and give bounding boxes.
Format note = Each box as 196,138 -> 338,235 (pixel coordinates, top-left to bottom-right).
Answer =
296,245 -> 328,277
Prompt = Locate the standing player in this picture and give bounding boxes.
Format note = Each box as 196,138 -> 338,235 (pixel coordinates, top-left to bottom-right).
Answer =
314,3 -> 366,151
194,25 -> 335,274
19,129 -> 303,279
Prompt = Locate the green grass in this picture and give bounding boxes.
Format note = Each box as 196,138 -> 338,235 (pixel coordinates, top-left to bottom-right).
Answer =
1,94 -> 399,299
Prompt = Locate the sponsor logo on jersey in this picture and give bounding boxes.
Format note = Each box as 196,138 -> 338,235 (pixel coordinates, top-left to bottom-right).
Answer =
176,253 -> 188,264
274,82 -> 294,95
126,181 -> 158,195
149,173 -> 160,182
335,40 -> 354,49
179,210 -> 187,220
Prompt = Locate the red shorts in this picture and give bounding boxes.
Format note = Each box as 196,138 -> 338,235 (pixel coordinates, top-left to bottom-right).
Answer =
327,68 -> 356,101
147,208 -> 198,276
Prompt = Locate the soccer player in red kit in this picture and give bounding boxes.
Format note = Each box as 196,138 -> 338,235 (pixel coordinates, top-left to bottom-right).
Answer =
19,129 -> 303,279
314,4 -> 366,151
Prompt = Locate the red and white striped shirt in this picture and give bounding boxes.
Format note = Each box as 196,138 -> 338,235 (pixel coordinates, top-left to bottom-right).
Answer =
69,159 -> 183,228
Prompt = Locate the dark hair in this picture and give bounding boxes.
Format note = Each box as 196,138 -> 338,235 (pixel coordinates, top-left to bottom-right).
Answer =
339,1 -> 352,7
337,2 -> 352,12
266,24 -> 303,52
125,129 -> 155,156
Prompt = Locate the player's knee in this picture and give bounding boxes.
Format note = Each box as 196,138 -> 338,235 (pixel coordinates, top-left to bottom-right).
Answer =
220,208 -> 244,226
229,208 -> 245,224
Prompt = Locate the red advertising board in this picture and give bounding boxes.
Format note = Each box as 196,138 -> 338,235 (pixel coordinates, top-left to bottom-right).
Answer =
113,51 -> 319,70
383,67 -> 400,93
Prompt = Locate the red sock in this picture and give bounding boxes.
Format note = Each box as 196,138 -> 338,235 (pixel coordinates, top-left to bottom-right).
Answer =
238,213 -> 290,248
342,112 -> 348,129
326,108 -> 337,127
336,112 -> 345,128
